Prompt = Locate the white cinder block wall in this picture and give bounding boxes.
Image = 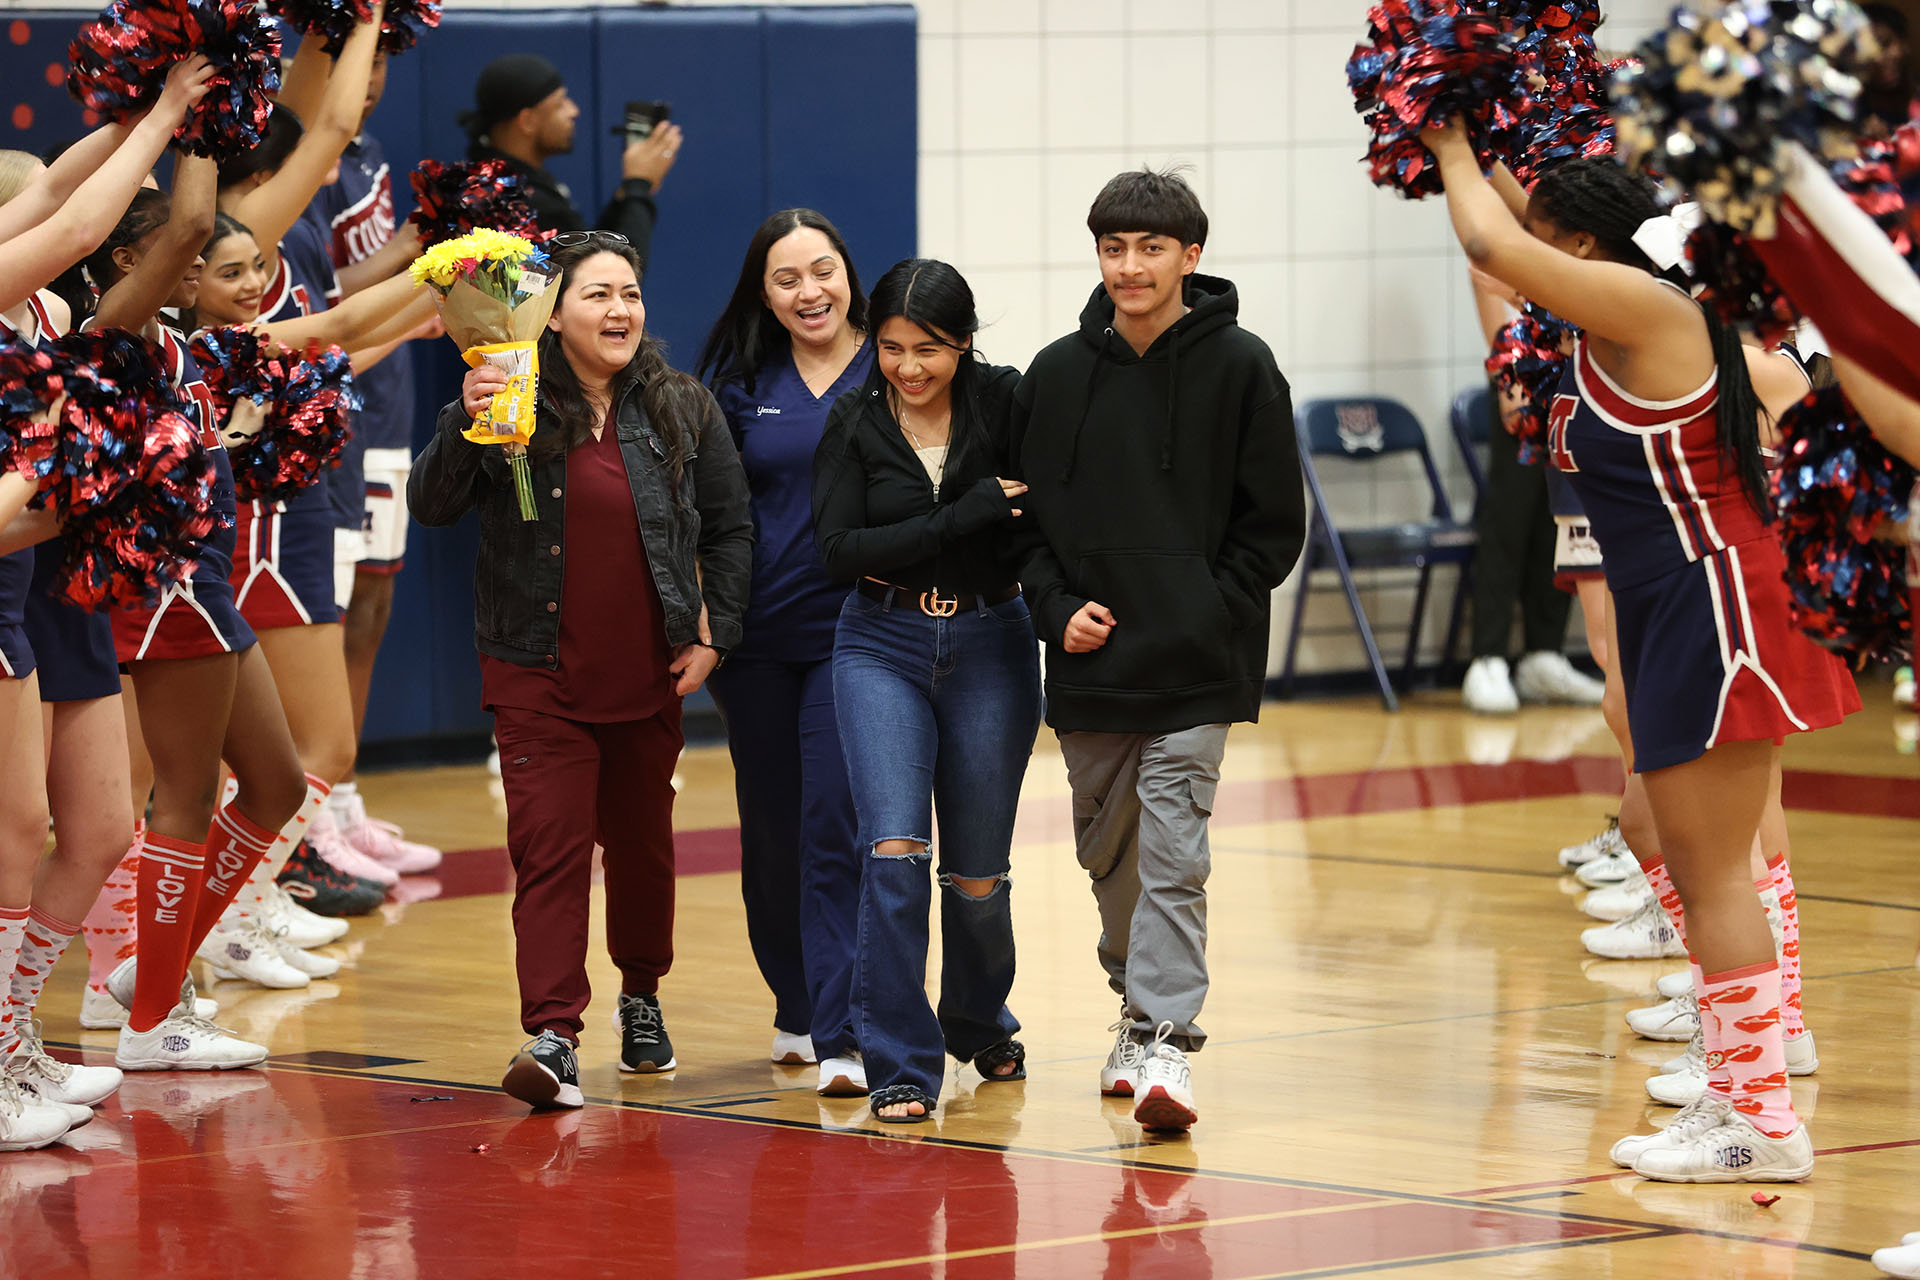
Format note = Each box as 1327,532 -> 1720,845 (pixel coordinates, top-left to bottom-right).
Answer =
432,0 -> 1678,682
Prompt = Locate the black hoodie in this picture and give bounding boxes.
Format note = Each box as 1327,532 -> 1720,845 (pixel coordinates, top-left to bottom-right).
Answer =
1009,274 -> 1305,734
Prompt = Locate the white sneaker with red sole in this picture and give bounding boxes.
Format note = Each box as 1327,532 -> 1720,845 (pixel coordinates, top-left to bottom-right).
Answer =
1131,1023 -> 1197,1132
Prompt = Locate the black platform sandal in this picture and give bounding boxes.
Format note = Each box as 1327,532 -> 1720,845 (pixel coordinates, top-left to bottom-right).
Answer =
972,1039 -> 1026,1083
870,1083 -> 935,1123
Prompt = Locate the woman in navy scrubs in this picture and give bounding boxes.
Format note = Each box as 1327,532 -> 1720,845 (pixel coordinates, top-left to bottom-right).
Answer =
697,209 -> 872,1094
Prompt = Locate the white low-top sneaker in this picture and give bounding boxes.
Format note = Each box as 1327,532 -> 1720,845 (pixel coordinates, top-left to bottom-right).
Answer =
1557,819 -> 1621,869
1647,1061 -> 1708,1107
269,882 -> 350,948
1626,989 -> 1699,1041
1632,1114 -> 1814,1182
1583,871 -> 1655,922
1873,1239 -> 1920,1280
271,931 -> 341,979
1513,650 -> 1605,705
0,1076 -> 73,1151
771,1031 -> 816,1065
1610,1093 -> 1733,1167
198,920 -> 311,990
103,959 -> 221,1020
5,1023 -> 121,1107
1575,845 -> 1641,888
816,1053 -> 868,1097
1583,898 -> 1686,959
1462,655 -> 1519,714
1656,969 -> 1693,1000
1100,1018 -> 1148,1098
1131,1023 -> 1197,1132
1663,1027 -> 1706,1075
115,1011 -> 268,1071
1786,1031 -> 1818,1075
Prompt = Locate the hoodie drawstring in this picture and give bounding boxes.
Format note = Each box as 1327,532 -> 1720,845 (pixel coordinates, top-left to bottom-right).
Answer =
1161,326 -> 1180,472
1061,327 -> 1117,483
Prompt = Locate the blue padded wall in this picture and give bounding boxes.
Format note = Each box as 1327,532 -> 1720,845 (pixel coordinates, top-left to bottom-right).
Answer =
0,5 -> 917,751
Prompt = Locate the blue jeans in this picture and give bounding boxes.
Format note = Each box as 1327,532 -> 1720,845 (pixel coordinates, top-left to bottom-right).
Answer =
834,586 -> 1042,1101
707,657 -> 860,1058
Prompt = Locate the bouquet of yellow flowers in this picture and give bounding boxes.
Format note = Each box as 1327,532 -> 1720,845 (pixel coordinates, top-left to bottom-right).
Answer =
411,228 -> 561,520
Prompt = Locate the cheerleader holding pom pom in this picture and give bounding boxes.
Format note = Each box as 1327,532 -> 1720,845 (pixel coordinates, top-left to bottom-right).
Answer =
1419,116 -> 1857,1183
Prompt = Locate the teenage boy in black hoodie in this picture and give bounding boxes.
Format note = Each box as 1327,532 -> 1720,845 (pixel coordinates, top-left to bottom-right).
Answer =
1010,168 -> 1305,1132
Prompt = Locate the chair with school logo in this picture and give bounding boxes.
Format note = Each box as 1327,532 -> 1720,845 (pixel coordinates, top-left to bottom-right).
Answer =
1279,396 -> 1478,711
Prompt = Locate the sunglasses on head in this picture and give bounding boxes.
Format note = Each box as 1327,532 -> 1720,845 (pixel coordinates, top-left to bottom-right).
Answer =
548,230 -> 631,249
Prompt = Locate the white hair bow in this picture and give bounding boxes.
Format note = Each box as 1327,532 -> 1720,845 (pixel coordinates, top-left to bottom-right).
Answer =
1632,203 -> 1705,274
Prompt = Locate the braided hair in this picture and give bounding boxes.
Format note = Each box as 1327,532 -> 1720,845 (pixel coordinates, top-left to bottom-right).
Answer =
67,189 -> 175,320
1529,157 -> 1771,520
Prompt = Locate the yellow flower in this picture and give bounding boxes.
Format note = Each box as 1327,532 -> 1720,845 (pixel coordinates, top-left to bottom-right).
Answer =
410,229 -> 540,287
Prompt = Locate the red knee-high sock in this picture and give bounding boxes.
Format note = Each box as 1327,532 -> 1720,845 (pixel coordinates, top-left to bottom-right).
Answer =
6,907 -> 80,1042
129,830 -> 207,1033
1768,854 -> 1806,1038
187,801 -> 280,952
0,907 -> 28,1053
1703,960 -> 1797,1137
83,829 -> 141,993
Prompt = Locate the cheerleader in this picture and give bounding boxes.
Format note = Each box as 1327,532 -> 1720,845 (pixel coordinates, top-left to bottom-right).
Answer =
1423,127 -> 1855,1183
0,58 -> 217,1145
209,5 -> 435,896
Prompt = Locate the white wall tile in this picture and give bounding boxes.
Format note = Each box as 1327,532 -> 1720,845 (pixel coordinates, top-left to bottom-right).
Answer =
919,35 -> 959,155
1211,0 -> 1291,31
1043,265 -> 1101,343
1043,36 -> 1125,151
1126,0 -> 1207,33
1041,0 -> 1119,32
913,0 -> 960,37
1221,260 -> 1292,374
966,267 -> 1050,369
1209,34 -> 1291,147
1290,143 -> 1373,259
1290,30 -> 1369,146
1368,253 -> 1456,374
917,154 -> 960,260
1370,186 -> 1453,258
957,36 -> 1042,153
956,151 -> 1047,268
1122,34 -> 1212,150
1204,146 -> 1289,267
1038,149 -> 1131,264
1290,0 -> 1371,33
1291,257 -> 1371,372
958,0 -> 1045,35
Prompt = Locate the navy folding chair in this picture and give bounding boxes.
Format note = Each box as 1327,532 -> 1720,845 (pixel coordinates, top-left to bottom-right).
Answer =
1449,385 -> 1493,504
1279,397 -> 1478,710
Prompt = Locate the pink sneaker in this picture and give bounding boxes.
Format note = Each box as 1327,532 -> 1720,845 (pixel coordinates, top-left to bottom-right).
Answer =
309,808 -> 399,888
338,793 -> 442,874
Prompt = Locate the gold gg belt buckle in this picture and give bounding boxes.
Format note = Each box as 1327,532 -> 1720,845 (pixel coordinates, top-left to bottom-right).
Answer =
919,590 -> 958,618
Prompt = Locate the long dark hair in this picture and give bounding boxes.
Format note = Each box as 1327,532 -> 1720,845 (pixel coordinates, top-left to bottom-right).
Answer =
535,235 -> 709,493
218,105 -> 303,188
1529,157 -> 1770,518
65,188 -> 174,320
866,257 -> 983,449
696,208 -> 867,395
178,211 -> 256,333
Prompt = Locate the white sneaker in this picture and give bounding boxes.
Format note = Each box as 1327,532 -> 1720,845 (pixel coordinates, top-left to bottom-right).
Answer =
270,931 -> 341,979
337,792 -> 442,875
1647,1060 -> 1707,1107
1609,1092 -> 1732,1167
1656,970 -> 1693,1000
115,1011 -> 269,1071
310,808 -> 399,889
1462,655 -> 1519,714
1131,1023 -> 1197,1132
771,1031 -> 816,1065
1583,898 -> 1686,959
102,960 -> 221,1021
1786,1031 -> 1818,1075
5,1023 -> 121,1107
1101,1017 -> 1149,1097
1874,1240 -> 1920,1279
1662,1027 -> 1706,1075
198,920 -> 311,990
1575,844 -> 1640,888
816,1053 -> 868,1097
1631,1113 -> 1813,1182
1557,818 -> 1621,869
0,1076 -> 73,1151
268,882 -> 349,948
1514,651 -> 1605,705
1626,988 -> 1699,1041
1583,869 -> 1655,921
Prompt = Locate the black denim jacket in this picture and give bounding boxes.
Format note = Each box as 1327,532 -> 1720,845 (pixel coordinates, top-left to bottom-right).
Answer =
409,378 -> 754,670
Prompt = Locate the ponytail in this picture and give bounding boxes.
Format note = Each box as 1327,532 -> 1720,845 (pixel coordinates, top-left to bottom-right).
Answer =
1698,300 -> 1772,520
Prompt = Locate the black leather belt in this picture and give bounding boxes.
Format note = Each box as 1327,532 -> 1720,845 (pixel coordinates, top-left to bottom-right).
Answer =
858,577 -> 1020,618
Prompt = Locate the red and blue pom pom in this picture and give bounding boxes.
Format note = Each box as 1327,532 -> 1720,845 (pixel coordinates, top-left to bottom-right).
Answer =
1772,383 -> 1915,666
1348,0 -> 1521,198
0,339 -> 68,484
189,327 -> 357,504
270,0 -> 439,55
408,159 -> 541,247
68,0 -> 282,159
1610,0 -> 1878,235
1484,303 -> 1575,464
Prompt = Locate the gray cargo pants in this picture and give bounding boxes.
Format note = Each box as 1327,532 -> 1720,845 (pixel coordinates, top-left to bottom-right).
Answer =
1057,723 -> 1228,1051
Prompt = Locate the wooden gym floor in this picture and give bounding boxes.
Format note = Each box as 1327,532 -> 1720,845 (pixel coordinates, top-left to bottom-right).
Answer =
11,692 -> 1920,1278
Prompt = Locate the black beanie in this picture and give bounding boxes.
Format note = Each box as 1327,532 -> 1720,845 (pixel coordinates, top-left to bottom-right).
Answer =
460,54 -> 566,141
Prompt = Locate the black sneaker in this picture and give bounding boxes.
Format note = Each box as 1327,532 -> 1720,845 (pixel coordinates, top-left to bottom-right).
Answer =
277,839 -> 385,917
502,1029 -> 583,1109
613,994 -> 676,1073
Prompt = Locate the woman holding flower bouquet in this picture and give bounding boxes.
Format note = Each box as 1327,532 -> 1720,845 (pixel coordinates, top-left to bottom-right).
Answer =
409,232 -> 752,1110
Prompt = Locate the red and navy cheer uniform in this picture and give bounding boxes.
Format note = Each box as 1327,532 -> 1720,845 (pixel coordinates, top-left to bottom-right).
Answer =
1549,338 -> 1858,771
11,292 -> 123,699
227,209 -> 342,629
110,326 -> 256,662
0,293 -> 60,681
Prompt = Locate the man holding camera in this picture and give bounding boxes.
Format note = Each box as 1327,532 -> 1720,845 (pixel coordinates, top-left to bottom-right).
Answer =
461,53 -> 681,270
